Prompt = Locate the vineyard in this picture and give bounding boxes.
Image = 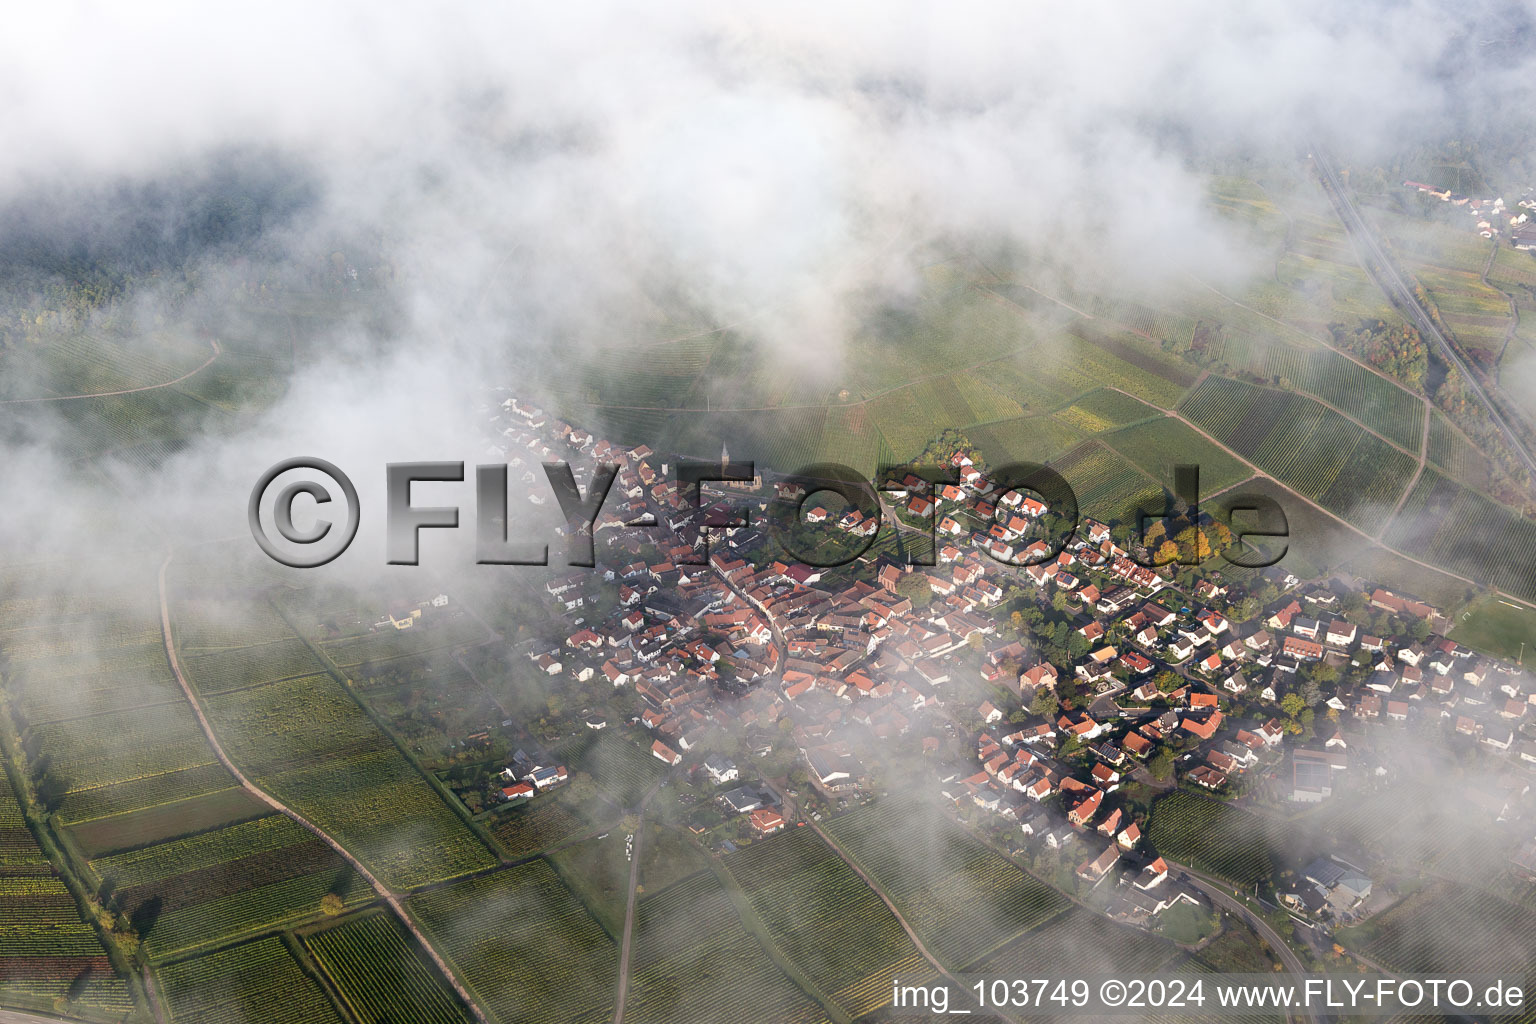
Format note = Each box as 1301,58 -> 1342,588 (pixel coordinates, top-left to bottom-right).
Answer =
1383,468 -> 1536,603
1215,329 -> 1425,450
408,861 -> 618,1024
822,800 -> 1070,969
182,639 -> 328,694
490,795 -> 595,858
65,788 -> 269,859
627,870 -> 827,1024
724,826 -> 936,1017
967,415 -> 1086,470
0,762 -> 134,1018
1100,417 -> 1252,495
1178,375 -> 1416,525
551,732 -> 668,808
157,936 -> 343,1024
1340,882 -> 1536,983
193,667 -> 497,889
1053,388 -> 1161,435
1048,441 -> 1164,526
305,911 -> 473,1024
973,908 -> 1178,979
91,813 -> 371,961
1145,793 -> 1286,886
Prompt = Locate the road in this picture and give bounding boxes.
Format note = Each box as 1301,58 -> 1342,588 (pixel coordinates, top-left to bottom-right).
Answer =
1168,861 -> 1327,1024
156,556 -> 488,1024
1311,145 -> 1536,480
0,339 -> 220,405
610,778 -> 669,1024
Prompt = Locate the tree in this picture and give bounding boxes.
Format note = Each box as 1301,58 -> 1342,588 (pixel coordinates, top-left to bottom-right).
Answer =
896,572 -> 934,609
1030,688 -> 1059,718
1155,670 -> 1182,693
1409,617 -> 1433,641
1148,749 -> 1175,781
1280,693 -> 1306,718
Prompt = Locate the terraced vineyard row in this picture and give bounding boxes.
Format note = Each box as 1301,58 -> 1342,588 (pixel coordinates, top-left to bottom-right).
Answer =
306,911 -> 473,1024
1383,468 -> 1536,603
1217,330 -> 1424,449
0,761 -> 135,1017
1341,882 -> 1536,982
1179,376 -> 1415,528
91,813 -> 372,962
1145,793 -> 1285,886
409,861 -> 618,1024
628,871 -> 827,1024
1049,441 -> 1163,526
726,826 -> 936,1016
157,936 -> 342,1024
822,800 -> 1070,969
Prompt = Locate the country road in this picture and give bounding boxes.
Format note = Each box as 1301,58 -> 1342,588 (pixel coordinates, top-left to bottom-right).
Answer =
156,555 -> 488,1024
1311,145 -> 1536,481
610,778 -> 669,1024
1168,861 -> 1327,1024
0,339 -> 221,406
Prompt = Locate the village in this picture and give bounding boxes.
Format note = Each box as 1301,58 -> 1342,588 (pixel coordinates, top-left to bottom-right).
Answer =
480,389 -> 1536,948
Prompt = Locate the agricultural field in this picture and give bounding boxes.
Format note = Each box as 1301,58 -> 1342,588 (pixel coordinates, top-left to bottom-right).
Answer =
821,799 -> 1070,969
1450,594 -> 1536,662
1047,441 -> 1163,527
89,812 -> 372,961
305,911 -> 473,1024
408,861 -> 618,1024
548,833 -> 634,938
1338,882 -> 1536,982
1145,793 -> 1286,887
65,787 -> 269,859
1426,409 -> 1493,490
967,414 -> 1086,469
156,936 -> 342,1024
724,825 -> 937,1018
490,792 -> 600,859
550,732 -> 669,808
1213,326 -> 1425,451
1409,262 -> 1512,364
627,870 -> 828,1024
0,761 -> 135,1019
1053,387 -> 1161,435
1100,417 -> 1252,496
1383,467 -> 1536,603
1178,375 -> 1416,528
972,908 -> 1179,980
189,665 -> 498,889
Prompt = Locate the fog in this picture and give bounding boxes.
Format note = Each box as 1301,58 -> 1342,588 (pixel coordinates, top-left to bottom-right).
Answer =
0,2 -> 1533,1017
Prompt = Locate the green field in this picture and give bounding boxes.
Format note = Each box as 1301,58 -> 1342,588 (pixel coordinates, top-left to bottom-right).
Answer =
1450,594 -> 1536,661
409,861 -> 619,1024
1384,467 -> 1536,603
157,936 -> 342,1024
65,787 -> 269,859
627,870 -> 828,1024
305,911 -> 474,1024
1179,375 -> 1416,529
1100,417 -> 1253,495
724,825 -> 937,1018
0,761 -> 135,1018
1338,882 -> 1536,982
1145,793 -> 1285,886
821,799 -> 1070,970
90,813 -> 372,961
